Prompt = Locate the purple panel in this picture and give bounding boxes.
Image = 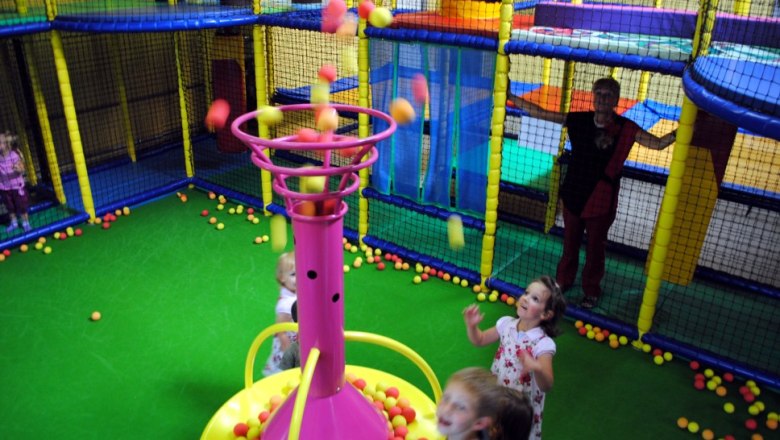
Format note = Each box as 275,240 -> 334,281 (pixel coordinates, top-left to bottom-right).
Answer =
534,3 -> 697,38
713,14 -> 780,48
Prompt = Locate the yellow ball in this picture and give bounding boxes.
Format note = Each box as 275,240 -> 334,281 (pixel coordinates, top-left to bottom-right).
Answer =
301,175 -> 326,194
368,7 -> 393,28
653,355 -> 664,365
618,335 -> 628,345
642,344 -> 652,353
389,98 -> 416,125
663,352 -> 673,361
723,402 -> 735,413
476,293 -> 486,302
258,105 -> 283,126
687,421 -> 699,433
43,246 -> 52,254
271,214 -> 287,252
447,214 -> 465,250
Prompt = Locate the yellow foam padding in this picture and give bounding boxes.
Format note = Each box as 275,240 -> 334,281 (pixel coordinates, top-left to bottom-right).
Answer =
723,133 -> 780,194
646,145 -> 717,286
200,365 -> 443,440
441,0 -> 501,19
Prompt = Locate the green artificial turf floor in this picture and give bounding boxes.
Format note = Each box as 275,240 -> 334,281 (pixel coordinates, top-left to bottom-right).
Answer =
1,189 -> 778,439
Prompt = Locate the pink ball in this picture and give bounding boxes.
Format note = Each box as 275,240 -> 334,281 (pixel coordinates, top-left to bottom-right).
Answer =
205,99 -> 230,131
412,73 -> 429,104
322,0 -> 347,33
318,64 -> 337,83
233,422 -> 249,437
297,128 -> 319,142
358,0 -> 375,20
385,386 -> 399,399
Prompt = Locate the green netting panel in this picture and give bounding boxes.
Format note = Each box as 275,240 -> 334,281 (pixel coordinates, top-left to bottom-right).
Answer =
365,196 -> 483,274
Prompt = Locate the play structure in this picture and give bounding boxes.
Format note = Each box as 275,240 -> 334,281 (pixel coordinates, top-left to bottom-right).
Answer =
0,0 -> 778,436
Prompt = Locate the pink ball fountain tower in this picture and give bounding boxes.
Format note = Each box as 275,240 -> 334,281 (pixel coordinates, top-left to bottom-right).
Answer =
232,103 -> 397,439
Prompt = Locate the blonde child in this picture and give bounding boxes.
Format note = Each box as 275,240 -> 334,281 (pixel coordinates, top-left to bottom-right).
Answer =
436,367 -> 533,440
0,131 -> 31,233
463,275 -> 566,439
262,252 -> 298,376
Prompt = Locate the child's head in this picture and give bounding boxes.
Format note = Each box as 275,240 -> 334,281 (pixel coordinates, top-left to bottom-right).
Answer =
0,131 -> 17,154
489,387 -> 533,440
520,275 -> 566,337
276,252 -> 297,293
437,367 -> 501,440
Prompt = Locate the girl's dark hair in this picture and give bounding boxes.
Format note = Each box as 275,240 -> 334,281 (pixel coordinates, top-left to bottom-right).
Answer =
490,387 -> 533,440
536,275 -> 567,337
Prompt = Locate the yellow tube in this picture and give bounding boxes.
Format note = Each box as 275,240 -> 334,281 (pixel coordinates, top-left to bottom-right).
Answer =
345,331 -> 442,401
358,4 -> 371,243
15,0 -> 27,14
608,67 -> 620,80
636,71 -> 651,102
544,61 -> 574,233
252,12 -> 274,213
244,322 -> 299,388
635,96 -> 697,343
733,0 -> 750,15
541,59 -> 551,87
24,40 -> 65,200
692,0 -> 719,59
49,29 -> 95,220
110,36 -> 136,162
288,347 -> 321,440
477,0 -> 514,288
174,32 -> 194,178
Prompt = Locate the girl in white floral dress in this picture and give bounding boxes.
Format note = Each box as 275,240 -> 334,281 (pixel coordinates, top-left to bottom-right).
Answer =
463,276 -> 566,439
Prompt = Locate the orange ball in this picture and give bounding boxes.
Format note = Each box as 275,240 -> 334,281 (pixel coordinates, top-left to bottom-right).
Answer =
90,311 -> 101,321
389,98 -> 415,125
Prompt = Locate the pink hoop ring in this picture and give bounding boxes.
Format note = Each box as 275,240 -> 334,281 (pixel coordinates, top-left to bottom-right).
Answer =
232,104 -> 397,218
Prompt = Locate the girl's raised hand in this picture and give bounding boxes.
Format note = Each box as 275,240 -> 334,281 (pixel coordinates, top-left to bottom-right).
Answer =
462,304 -> 484,327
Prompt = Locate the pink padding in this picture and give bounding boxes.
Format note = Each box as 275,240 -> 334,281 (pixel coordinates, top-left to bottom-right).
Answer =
534,3 -> 780,48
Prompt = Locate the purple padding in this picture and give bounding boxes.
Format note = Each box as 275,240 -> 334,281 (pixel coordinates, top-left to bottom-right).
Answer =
713,14 -> 780,48
534,3 -> 780,48
534,3 -> 697,38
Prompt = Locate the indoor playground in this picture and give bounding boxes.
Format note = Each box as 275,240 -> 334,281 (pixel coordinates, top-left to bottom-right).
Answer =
1,0 -> 778,439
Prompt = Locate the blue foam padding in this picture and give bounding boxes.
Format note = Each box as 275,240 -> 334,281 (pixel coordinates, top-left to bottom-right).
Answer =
366,28 -> 498,51
53,5 -> 258,33
0,21 -> 50,38
504,40 -> 686,75
683,69 -> 780,141
689,57 -> 779,117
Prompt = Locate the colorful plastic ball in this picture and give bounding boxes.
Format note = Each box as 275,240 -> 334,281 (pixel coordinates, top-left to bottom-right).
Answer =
368,7 -> 393,28
316,107 -> 339,131
701,429 -> 714,440
389,98 -> 416,125
723,402 -> 735,413
578,327 -> 588,336
693,380 -> 705,390
447,214 -> 465,250
476,293 -> 486,302
745,419 -> 757,430
723,372 -> 734,382
663,352 -> 673,361
689,360 -> 700,370
258,105 -> 283,126
609,339 -> 620,349
216,222 -> 225,230
766,419 -> 778,430
233,422 -> 249,437
677,417 -> 689,429
716,386 -> 728,397
205,99 -> 230,131
687,421 -> 699,433
506,297 -> 516,306
90,311 -> 101,321
618,335 -> 628,345
318,64 -> 337,83
43,246 -> 52,254
413,275 -> 422,284
358,0 -> 375,19
412,73 -> 429,104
